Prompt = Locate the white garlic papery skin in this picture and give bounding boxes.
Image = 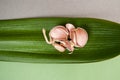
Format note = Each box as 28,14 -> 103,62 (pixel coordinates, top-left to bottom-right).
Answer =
42,23 -> 88,53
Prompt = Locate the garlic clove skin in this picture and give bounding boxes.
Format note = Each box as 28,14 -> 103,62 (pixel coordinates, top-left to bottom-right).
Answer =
52,43 -> 65,52
69,27 -> 88,47
49,26 -> 69,41
60,40 -> 74,52
66,23 -> 75,31
42,28 -> 52,44
75,28 -> 88,47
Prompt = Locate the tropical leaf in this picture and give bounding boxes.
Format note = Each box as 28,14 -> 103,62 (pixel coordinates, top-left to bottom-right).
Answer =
0,18 -> 120,63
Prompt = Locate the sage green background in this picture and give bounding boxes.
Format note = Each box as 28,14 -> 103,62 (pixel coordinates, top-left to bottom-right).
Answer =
0,0 -> 120,80
0,56 -> 120,80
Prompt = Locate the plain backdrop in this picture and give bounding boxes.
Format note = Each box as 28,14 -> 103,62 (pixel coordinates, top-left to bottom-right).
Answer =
0,0 -> 120,23
0,0 -> 120,80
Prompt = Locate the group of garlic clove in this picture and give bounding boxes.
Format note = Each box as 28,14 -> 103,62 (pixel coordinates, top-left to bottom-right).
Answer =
42,23 -> 88,54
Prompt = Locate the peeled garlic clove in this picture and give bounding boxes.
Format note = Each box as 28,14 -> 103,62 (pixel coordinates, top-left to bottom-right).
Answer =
75,28 -> 88,47
52,43 -> 65,52
66,23 -> 75,31
49,26 -> 69,41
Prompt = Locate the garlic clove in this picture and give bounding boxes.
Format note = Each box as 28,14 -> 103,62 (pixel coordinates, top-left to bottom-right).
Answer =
69,29 -> 78,47
66,23 -> 75,31
52,43 -> 65,52
49,26 -> 69,41
60,40 -> 74,52
66,23 -> 77,46
75,28 -> 88,47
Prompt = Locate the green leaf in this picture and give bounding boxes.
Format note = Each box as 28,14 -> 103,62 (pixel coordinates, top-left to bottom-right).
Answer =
0,18 -> 120,63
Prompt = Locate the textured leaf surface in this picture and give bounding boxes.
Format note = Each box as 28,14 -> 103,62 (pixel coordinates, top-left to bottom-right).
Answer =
0,18 -> 120,63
